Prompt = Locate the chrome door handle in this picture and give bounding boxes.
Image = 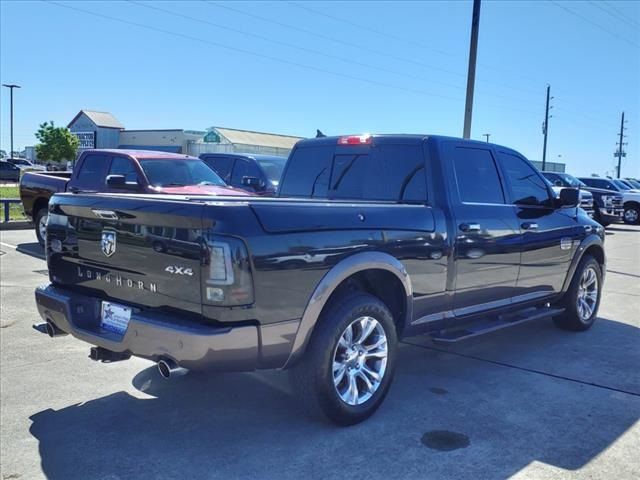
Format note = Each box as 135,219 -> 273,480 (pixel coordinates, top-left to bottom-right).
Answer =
459,223 -> 481,232
521,222 -> 538,230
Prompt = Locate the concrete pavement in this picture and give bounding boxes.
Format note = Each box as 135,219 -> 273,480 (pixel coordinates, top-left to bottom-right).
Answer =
1,227 -> 639,479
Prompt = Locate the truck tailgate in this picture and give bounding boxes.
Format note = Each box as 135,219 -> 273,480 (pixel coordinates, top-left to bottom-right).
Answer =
47,195 -> 206,314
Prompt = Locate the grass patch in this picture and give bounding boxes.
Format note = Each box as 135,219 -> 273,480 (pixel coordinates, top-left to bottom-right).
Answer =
0,185 -> 26,221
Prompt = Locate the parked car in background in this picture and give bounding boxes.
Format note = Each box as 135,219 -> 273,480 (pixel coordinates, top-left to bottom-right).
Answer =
200,153 -> 287,196
617,179 -> 640,192
578,177 -> 640,225
624,178 -> 640,189
20,149 -> 249,245
36,134 -> 605,425
0,160 -> 21,182
541,172 -> 594,219
6,158 -> 46,172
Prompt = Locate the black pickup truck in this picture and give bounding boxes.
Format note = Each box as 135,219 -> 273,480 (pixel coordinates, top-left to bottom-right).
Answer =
35,135 -> 605,425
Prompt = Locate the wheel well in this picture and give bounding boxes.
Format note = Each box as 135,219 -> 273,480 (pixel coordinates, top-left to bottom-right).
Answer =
583,245 -> 605,271
33,197 -> 49,217
623,200 -> 640,209
322,269 -> 408,335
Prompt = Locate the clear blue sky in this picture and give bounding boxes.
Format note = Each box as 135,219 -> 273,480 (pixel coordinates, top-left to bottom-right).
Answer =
1,0 -> 639,177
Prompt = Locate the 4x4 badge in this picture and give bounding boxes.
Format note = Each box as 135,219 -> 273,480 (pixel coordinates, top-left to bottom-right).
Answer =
101,230 -> 117,257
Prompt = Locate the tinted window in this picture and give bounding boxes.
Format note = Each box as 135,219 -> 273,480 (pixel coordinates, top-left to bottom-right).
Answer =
331,145 -> 427,202
497,153 -> 551,206
108,157 -> 139,183
139,159 -> 226,187
204,156 -> 234,182
542,172 -> 564,187
255,157 -> 287,183
75,155 -> 110,190
279,145 -> 333,198
452,148 -> 504,204
231,159 -> 262,186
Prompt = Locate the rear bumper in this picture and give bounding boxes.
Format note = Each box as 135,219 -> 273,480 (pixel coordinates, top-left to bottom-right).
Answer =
35,284 -> 262,371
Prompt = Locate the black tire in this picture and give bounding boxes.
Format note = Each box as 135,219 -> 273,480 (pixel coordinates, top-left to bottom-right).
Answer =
34,207 -> 48,247
623,204 -> 640,225
289,292 -> 398,426
554,255 -> 602,331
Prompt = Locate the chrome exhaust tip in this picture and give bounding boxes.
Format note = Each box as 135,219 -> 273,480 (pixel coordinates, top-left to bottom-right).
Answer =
157,358 -> 188,379
34,320 -> 67,337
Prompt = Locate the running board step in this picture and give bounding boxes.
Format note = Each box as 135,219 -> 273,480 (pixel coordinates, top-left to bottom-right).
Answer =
429,306 -> 565,344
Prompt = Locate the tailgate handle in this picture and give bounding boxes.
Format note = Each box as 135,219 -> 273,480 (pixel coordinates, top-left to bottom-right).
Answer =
92,209 -> 119,220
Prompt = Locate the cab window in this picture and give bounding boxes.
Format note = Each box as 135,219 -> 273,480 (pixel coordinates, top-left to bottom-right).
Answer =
108,156 -> 139,184
452,147 -> 505,204
497,152 -> 552,207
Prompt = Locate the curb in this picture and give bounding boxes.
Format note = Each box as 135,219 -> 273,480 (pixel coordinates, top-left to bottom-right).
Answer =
0,221 -> 32,231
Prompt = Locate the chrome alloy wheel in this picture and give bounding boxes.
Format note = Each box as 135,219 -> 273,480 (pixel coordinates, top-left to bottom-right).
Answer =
624,208 -> 639,224
332,316 -> 388,406
39,213 -> 48,242
577,267 -> 598,321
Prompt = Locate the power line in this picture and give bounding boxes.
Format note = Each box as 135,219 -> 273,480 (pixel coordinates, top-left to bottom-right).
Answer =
127,0 -> 468,92
205,1 -> 543,97
285,0 -> 454,58
589,0 -> 640,32
45,0 -> 459,102
130,0 -> 547,112
286,0 -> 549,91
606,1 -> 640,29
549,0 -> 640,48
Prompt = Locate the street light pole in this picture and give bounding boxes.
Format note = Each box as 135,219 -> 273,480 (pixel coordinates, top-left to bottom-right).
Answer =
2,84 -> 21,158
483,133 -> 491,143
463,0 -> 481,139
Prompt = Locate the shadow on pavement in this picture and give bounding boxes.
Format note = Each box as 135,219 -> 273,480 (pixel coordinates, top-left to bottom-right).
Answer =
29,318 -> 640,480
16,242 -> 45,260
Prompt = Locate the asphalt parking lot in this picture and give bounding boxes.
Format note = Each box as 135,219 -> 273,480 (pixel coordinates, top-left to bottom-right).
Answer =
1,226 -> 639,480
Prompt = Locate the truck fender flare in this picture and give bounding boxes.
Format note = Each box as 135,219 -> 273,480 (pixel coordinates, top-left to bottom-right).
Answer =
283,251 -> 412,368
561,233 -> 605,293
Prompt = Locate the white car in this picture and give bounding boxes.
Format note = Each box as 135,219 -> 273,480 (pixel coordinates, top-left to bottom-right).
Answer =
6,158 -> 46,172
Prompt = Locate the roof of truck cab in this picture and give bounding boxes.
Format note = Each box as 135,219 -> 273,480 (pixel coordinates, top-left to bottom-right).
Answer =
293,134 -> 512,150
80,149 -> 200,160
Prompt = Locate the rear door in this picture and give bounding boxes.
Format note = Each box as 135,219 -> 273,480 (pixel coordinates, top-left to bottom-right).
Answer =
48,195 -> 206,314
444,142 -> 521,316
495,150 -> 577,299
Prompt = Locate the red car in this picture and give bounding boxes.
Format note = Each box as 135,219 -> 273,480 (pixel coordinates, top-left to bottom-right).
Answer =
20,149 -> 250,245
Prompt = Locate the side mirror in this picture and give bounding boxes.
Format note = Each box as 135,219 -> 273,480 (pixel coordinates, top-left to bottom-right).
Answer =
106,174 -> 140,191
558,187 -> 580,208
241,176 -> 264,190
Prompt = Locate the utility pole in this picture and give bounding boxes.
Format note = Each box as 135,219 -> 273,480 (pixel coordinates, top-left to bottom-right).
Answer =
2,84 -> 21,158
615,112 -> 627,178
463,0 -> 481,139
483,133 -> 491,143
541,84 -> 552,171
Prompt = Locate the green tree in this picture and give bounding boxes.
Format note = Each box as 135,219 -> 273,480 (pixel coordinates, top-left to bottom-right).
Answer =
35,121 -> 79,163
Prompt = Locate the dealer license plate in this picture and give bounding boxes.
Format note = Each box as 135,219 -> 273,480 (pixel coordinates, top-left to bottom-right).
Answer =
101,301 -> 131,335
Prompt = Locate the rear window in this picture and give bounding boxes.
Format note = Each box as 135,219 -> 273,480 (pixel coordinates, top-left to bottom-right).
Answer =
279,144 -> 426,202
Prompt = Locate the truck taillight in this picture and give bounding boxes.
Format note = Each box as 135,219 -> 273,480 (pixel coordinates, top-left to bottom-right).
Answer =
205,236 -> 254,306
337,134 -> 372,145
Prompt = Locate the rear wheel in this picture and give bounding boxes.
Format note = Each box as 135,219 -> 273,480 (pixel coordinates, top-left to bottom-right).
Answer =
35,207 -> 48,247
554,255 -> 602,331
289,292 -> 398,426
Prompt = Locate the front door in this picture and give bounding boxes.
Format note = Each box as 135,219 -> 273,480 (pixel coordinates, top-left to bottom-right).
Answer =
495,150 -> 577,300
446,144 -> 521,316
